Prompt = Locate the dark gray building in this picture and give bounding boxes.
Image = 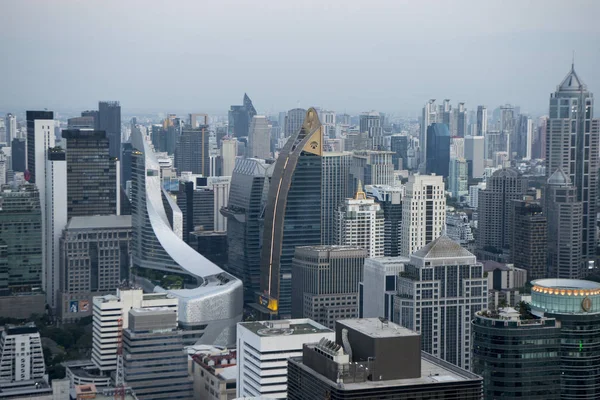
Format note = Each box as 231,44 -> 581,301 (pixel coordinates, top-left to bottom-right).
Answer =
121,141 -> 133,187
287,318 -> 483,400
359,111 -> 383,150
175,126 -> 210,176
291,246 -> 367,327
26,110 -> 54,184
123,308 -> 193,400
228,93 -> 256,138
176,181 -> 214,243
98,101 -> 121,159
511,198 -> 547,279
10,138 -> 26,172
390,134 -> 409,170
425,123 -> 450,177
62,129 -> 119,218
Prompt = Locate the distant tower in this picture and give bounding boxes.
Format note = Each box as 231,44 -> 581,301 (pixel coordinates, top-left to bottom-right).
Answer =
359,111 -> 383,150
285,108 -> 307,137
425,123 -> 451,178
228,94 -> 256,138
476,105 -> 487,137
175,125 -> 210,176
98,101 -> 121,159
248,115 -> 271,159
321,151 -> 352,245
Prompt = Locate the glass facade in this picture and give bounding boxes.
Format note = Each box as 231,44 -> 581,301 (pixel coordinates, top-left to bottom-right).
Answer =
425,123 -> 450,177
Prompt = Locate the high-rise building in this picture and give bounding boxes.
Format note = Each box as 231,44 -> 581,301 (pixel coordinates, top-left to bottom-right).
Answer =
81,110 -> 100,129
236,319 -> 334,399
533,116 -> 548,160
177,181 -> 214,243
67,116 -> 95,129
390,134 -> 409,170
44,147 -> 67,310
500,104 -> 515,158
400,174 -> 445,257
366,184 -> 403,257
514,114 -> 533,160
448,158 -> 468,199
220,137 -> 238,177
59,215 -> 132,322
546,64 -> 599,267
248,115 -> 271,159
396,235 -> 488,369
359,257 -> 408,320
350,150 -> 394,190
545,169 -> 583,279
472,308 -> 561,400
511,199 -> 547,279
11,138 -> 26,173
175,125 -> 210,176
130,126 -> 243,346
291,245 -> 366,326
464,135 -> 485,179
476,105 -> 488,137
420,99 -> 438,171
321,152 -> 352,246
425,123 -> 451,177
123,308 -> 193,399
287,318 -> 483,400
121,141 -> 133,188
359,111 -> 383,149
228,93 -> 256,138
221,158 -> 269,305
454,102 -> 467,137
529,278 -> 600,399
285,108 -> 307,137
259,108 -> 323,318
98,101 -> 121,159
4,114 -> 16,145
62,129 -> 119,218
335,183 -> 384,258
476,168 -> 526,259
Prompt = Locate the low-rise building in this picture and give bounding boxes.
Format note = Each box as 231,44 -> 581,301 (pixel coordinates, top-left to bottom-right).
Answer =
189,346 -> 237,400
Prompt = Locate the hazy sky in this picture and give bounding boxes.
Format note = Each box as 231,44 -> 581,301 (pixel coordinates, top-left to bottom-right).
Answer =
2,0 -> 599,117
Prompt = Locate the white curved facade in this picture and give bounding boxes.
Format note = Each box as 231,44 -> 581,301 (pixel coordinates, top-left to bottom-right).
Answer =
131,127 -> 243,346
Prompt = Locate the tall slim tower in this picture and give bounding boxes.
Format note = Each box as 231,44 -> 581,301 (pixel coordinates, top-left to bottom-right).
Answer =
476,106 -> 487,137
259,108 -> 323,318
359,111 -> 383,150
175,125 -> 210,176
321,151 -> 352,245
285,108 -> 307,137
98,101 -> 121,159
420,100 -> 437,171
4,114 -> 16,145
546,64 -> 599,266
248,115 -> 271,159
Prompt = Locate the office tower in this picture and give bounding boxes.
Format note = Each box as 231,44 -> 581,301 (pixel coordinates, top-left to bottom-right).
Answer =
390,134 -> 409,169
259,108 -> 323,318
0,152 -> 5,186
62,129 -> 119,218
400,174 -> 445,257
344,130 -> 370,151
514,114 -> 533,159
123,308 -> 193,399
485,129 -> 508,160
335,183 -> 384,257
4,114 -> 16,145
359,111 -> 383,149
454,102 -> 467,137
448,158 -> 468,198
67,116 -> 95,129
236,319 -> 334,399
359,257 -> 408,320
546,64 -> 599,266
220,137 -> 238,177
350,150 -> 394,191
177,181 -> 214,242
287,318 -> 483,400
130,126 -> 242,344
533,116 -> 548,159
464,135 -> 485,179
420,100 -> 438,170
366,185 -> 403,257
396,235 -> 488,369
248,115 -> 271,159
175,125 -> 210,176
208,176 -> 230,232
0,323 -> 53,397
228,93 -> 257,138
484,261 -> 527,309
476,168 -> 526,260
511,199 -> 547,279
44,147 -> 67,310
221,158 -> 269,305
450,136 -> 465,159
530,278 -> 600,399
59,215 -> 132,322
499,104 -> 515,157
121,141 -> 133,188
425,123 -> 450,177
81,109 -> 100,129
545,169 -> 583,279
285,107 -> 307,137
188,230 -> 227,268
472,308 -> 561,400
316,108 -> 336,139
439,98 -> 453,127
189,113 -> 208,129
291,245 -> 366,326
98,101 -> 121,158
10,138 -> 26,172
321,151 -> 352,245
92,288 -> 179,372
476,105 -> 487,137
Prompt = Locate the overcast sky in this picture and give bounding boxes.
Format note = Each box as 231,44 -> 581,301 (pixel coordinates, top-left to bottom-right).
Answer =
2,0 -> 599,117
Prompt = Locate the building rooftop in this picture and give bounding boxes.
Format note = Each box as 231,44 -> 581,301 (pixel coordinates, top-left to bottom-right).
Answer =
239,319 -> 332,337
295,245 -> 368,253
532,279 -> 600,291
337,318 -> 419,339
67,215 -> 132,230
411,235 -> 474,259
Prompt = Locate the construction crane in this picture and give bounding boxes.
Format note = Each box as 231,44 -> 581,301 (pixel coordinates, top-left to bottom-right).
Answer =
114,317 -> 125,400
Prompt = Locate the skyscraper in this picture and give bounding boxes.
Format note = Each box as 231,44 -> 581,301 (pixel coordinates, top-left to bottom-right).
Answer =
248,115 -> 271,159
546,64 -> 599,266
448,157 -> 468,198
425,123 -> 450,177
220,137 -> 238,177
420,99 -> 438,171
476,105 -> 487,137
514,114 -> 533,160
4,114 -> 16,145
454,102 -> 467,137
400,174 -> 445,257
26,111 -> 54,185
350,150 -> 394,191
11,138 -> 26,173
396,235 -> 488,370
464,135 -> 485,179
290,245 -> 366,326
98,101 -> 121,159
259,108 -> 323,318
175,125 -> 210,176
366,184 -> 403,257
321,151 -> 352,245
500,104 -> 515,158
390,134 -> 409,169
511,199 -> 547,280
285,108 -> 307,137
61,129 -> 119,218
360,111 -> 383,149
335,183 -> 384,258
228,93 -> 256,138
177,181 -> 214,243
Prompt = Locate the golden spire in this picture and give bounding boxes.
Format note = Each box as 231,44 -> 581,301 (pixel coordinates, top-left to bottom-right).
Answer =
354,179 -> 366,200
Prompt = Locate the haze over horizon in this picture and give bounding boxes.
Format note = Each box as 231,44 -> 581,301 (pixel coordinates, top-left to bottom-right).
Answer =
2,0 -> 599,116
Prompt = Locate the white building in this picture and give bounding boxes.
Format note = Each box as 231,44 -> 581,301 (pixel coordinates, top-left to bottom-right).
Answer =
464,135 -> 485,179
335,183 -> 384,258
5,114 -> 16,145
0,323 -> 46,383
400,174 -> 446,257
220,138 -> 238,177
468,182 -> 486,208
236,319 -> 334,399
359,257 -> 408,321
45,149 -> 67,310
248,115 -> 271,160
446,211 -> 475,246
91,289 -> 178,372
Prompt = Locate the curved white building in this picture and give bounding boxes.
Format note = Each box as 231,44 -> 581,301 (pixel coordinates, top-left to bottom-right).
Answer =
130,127 -> 243,346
